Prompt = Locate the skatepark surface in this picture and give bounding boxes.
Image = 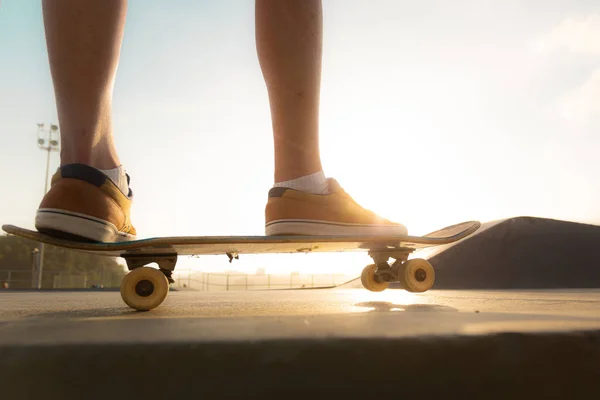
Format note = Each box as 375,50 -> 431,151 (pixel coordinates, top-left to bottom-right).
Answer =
2,216 -> 600,398
1,287 -> 599,398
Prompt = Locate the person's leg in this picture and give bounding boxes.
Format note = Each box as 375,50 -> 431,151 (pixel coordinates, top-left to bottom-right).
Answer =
257,0 -> 407,236
36,0 -> 135,242
255,0 -> 323,185
44,0 -> 125,172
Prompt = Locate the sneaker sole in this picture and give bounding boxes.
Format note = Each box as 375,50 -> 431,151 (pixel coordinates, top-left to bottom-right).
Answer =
35,209 -> 136,243
265,220 -> 408,236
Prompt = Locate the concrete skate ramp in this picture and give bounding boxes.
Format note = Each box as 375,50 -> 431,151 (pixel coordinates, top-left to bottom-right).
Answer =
340,216 -> 600,290
431,216 -> 600,289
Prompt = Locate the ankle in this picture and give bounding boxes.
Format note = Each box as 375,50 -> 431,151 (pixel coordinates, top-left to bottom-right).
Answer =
60,150 -> 120,170
273,170 -> 328,194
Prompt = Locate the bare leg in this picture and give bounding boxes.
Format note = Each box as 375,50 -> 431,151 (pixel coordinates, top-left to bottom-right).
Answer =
42,0 -> 127,169
256,0 -> 323,183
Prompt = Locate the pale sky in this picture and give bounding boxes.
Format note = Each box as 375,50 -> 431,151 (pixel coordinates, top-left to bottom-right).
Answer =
1,0 -> 599,275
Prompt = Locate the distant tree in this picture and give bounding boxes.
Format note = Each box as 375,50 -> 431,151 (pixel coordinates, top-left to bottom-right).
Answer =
0,234 -> 126,288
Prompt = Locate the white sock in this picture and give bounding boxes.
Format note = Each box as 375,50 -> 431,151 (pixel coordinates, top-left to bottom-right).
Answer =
273,171 -> 329,194
100,166 -> 130,196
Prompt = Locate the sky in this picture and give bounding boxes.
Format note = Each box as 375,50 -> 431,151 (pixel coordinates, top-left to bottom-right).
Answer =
1,0 -> 599,275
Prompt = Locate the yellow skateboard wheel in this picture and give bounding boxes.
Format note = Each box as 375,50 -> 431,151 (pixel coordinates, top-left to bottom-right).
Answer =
361,263 -> 390,292
120,267 -> 169,311
398,258 -> 435,293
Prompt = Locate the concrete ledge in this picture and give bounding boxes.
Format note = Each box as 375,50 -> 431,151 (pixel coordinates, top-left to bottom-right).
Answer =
2,331 -> 600,399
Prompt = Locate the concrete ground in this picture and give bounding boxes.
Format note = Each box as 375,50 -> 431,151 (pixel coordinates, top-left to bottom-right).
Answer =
1,288 -> 600,399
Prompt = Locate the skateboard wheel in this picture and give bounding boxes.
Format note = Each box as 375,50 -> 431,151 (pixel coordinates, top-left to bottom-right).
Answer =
120,267 -> 169,311
398,258 -> 435,293
361,264 -> 390,292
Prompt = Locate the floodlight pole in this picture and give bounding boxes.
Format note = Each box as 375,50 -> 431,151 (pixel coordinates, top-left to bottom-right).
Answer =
36,123 -> 60,289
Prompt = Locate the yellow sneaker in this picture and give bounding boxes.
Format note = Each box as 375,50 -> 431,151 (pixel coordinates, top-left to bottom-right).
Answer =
265,178 -> 408,236
35,163 -> 136,242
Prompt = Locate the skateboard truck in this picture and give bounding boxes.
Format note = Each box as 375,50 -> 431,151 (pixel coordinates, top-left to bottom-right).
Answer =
122,253 -> 178,284
368,249 -> 412,282
361,247 -> 436,293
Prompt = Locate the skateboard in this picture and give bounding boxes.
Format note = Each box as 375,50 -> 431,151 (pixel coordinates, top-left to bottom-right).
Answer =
2,220 -> 480,311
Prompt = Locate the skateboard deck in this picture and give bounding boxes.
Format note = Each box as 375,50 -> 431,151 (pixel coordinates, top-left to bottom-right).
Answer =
2,220 -> 480,258
2,220 -> 480,311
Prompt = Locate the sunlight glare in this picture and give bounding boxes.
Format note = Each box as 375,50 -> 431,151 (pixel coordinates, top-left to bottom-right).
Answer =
347,289 -> 421,313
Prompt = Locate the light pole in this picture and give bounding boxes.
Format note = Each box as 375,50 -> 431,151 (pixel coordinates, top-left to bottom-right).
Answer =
36,122 -> 60,289
31,248 -> 39,288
